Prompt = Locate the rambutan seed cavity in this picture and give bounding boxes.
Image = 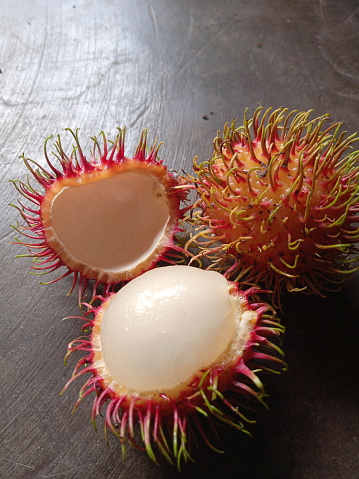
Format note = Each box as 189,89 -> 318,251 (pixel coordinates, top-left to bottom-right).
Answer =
47,171 -> 169,275
63,265 -> 285,467
11,128 -> 188,299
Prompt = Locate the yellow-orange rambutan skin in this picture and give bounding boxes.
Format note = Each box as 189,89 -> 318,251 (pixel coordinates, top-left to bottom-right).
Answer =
186,108 -> 359,302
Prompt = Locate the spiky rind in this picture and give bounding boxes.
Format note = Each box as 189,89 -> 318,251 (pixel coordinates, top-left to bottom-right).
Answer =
62,286 -> 285,468
11,128 -> 188,300
184,108 -> 359,304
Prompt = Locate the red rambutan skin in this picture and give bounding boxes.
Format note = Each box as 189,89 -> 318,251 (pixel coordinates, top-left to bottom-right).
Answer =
184,108 -> 359,303
62,283 -> 285,468
10,128 -> 189,300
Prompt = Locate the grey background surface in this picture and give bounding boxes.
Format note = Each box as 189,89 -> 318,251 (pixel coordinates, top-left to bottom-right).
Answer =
1,1 -> 358,478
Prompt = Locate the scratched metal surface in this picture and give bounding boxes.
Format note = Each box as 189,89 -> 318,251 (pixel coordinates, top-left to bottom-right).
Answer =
1,1 -> 358,478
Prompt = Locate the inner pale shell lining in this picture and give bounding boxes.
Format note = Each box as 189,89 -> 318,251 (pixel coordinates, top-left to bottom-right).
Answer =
50,171 -> 170,272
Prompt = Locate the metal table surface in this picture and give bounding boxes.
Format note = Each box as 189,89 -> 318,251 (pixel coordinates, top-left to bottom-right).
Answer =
1,1 -> 358,478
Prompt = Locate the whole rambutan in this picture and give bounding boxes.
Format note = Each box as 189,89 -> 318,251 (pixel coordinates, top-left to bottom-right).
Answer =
184,108 -> 359,304
11,128 -> 188,299
62,265 -> 285,468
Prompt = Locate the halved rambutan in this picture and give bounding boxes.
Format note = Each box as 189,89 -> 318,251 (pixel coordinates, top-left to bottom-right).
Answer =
11,129 -> 188,298
184,108 -> 359,303
63,265 -> 285,468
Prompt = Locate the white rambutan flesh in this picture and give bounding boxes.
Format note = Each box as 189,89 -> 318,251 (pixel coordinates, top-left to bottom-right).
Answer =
96,266 -> 254,394
11,129 -> 188,298
63,265 -> 285,467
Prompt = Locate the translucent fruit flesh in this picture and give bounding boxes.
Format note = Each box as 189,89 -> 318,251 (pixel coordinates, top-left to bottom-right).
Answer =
92,266 -> 257,398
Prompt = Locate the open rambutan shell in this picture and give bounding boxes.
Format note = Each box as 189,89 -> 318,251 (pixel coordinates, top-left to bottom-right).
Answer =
62,265 -> 285,468
11,128 -> 188,299
184,108 -> 359,304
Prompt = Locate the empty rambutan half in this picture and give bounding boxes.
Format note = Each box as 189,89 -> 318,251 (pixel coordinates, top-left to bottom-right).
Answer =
62,265 -> 285,468
11,128 -> 188,298
185,108 -> 359,303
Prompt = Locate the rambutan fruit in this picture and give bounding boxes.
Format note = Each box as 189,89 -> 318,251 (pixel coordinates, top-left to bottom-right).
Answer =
63,265 -> 285,468
11,128 -> 187,298
185,108 -> 359,304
